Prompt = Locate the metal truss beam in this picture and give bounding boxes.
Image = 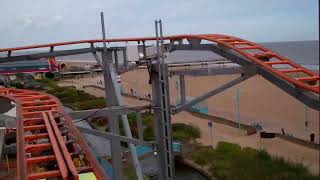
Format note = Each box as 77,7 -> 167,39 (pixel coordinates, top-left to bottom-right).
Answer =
173,73 -> 256,114
208,44 -> 320,111
0,48 -> 95,63
77,126 -> 156,147
0,47 -> 123,64
99,12 -> 143,180
169,66 -> 257,76
169,43 -> 319,111
258,68 -> 320,111
169,44 -> 215,52
68,105 -> 151,120
118,64 -> 139,74
151,20 -> 175,180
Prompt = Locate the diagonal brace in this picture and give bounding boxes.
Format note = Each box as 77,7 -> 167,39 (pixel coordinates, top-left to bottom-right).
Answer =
173,73 -> 256,114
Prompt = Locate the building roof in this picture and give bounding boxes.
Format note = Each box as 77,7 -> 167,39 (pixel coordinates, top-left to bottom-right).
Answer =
0,58 -> 58,74
0,59 -> 49,68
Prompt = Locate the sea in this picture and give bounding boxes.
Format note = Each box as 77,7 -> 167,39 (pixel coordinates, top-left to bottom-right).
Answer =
2,40 -> 319,71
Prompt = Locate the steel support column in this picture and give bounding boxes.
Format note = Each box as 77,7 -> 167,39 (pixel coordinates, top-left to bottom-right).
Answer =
99,12 -> 143,180
179,75 -> 186,105
114,50 -> 119,73
151,64 -> 174,180
152,20 -> 174,180
122,49 -> 128,68
136,112 -> 144,141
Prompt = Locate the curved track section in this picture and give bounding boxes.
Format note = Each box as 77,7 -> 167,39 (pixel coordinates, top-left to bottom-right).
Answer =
0,34 -> 319,94
0,88 -> 109,180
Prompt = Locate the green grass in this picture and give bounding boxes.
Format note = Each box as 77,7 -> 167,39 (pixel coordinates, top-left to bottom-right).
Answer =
36,79 -> 106,110
119,112 -> 155,140
172,123 -> 201,142
123,163 -> 149,180
187,142 -> 319,180
123,163 -> 137,180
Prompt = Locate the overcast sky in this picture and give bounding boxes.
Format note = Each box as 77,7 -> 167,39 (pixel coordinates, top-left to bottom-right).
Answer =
0,0 -> 319,48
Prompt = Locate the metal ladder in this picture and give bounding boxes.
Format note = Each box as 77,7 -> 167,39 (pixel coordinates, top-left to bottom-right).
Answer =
153,20 -> 175,180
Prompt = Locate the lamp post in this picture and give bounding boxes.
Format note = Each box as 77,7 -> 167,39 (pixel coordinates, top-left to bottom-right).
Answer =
235,88 -> 241,129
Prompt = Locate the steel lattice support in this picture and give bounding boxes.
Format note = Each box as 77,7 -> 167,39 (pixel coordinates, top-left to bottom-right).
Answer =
0,34 -> 318,94
151,20 -> 175,180
98,12 -> 144,180
151,64 -> 174,179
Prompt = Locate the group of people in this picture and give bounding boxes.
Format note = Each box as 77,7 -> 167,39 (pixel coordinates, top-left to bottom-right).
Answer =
281,127 -> 316,142
130,88 -> 151,100
97,80 -> 103,85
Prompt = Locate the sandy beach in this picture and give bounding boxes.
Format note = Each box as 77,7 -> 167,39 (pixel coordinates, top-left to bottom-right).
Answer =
59,67 -> 320,174
61,68 -> 319,141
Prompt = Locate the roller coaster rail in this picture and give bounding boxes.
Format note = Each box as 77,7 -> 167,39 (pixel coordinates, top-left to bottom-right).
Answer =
1,35 -> 319,110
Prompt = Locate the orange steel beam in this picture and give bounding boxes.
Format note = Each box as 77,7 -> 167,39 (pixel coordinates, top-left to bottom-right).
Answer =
18,95 -> 50,101
26,155 -> 55,165
0,94 -> 27,180
296,76 -> 320,82
279,68 -> 304,73
22,110 -> 58,118
23,118 -> 44,126
47,111 -> 79,180
51,95 -> 108,180
25,143 -> 52,152
22,104 -> 58,111
42,111 -> 68,179
0,34 -> 318,93
22,100 -> 57,106
0,88 -> 110,180
28,170 -> 62,180
23,124 -> 46,131
24,133 -> 49,141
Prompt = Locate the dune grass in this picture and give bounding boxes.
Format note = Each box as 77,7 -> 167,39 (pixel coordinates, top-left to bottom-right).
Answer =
187,141 -> 319,180
172,123 -> 201,142
37,78 -> 106,110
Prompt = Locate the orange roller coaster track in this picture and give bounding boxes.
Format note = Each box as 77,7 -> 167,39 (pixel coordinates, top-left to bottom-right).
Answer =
0,88 -> 109,180
0,34 -> 319,179
0,34 -> 319,94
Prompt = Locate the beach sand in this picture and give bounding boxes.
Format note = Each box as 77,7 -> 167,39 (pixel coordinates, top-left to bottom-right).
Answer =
59,68 -> 320,174
120,69 -> 319,141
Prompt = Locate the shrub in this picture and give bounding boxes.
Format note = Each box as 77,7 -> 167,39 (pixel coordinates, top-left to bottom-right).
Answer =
73,98 -> 106,110
188,141 -> 319,180
37,79 -> 106,110
11,82 -> 24,89
172,123 -> 200,142
143,126 -> 155,141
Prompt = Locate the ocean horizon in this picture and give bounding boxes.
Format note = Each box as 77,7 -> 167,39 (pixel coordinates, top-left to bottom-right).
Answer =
54,40 -> 319,71
2,40 -> 319,70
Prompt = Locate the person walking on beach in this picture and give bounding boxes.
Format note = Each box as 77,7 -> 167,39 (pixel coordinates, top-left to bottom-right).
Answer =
310,132 -> 315,142
130,88 -> 134,95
